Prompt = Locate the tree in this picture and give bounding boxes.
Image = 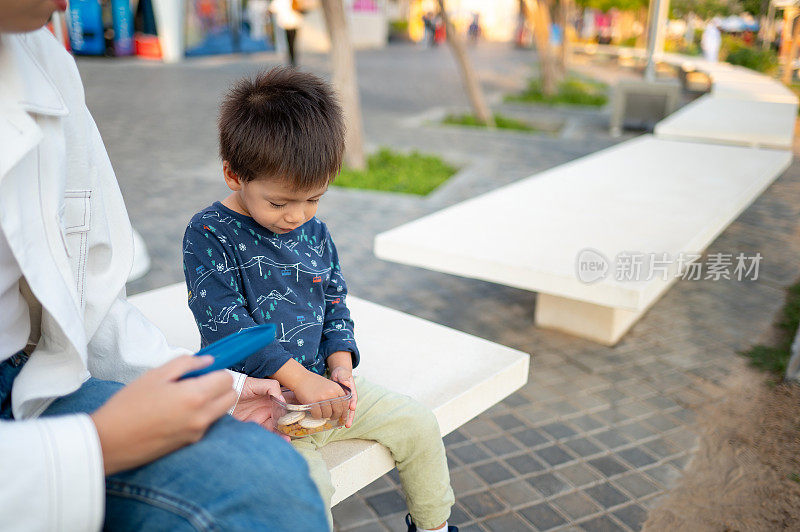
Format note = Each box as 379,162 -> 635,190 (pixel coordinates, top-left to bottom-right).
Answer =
320,0 -> 366,170
523,0 -> 560,96
436,0 -> 495,127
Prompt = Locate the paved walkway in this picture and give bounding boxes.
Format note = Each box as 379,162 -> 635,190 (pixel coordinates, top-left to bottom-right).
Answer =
77,43 -> 800,531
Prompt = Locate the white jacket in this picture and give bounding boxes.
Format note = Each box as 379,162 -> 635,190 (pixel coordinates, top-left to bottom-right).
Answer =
0,30 -> 245,531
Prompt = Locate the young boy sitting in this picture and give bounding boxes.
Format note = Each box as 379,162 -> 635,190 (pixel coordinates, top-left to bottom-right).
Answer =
182,67 -> 456,532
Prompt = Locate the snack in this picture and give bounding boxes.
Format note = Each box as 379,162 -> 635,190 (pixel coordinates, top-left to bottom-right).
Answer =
277,411 -> 305,425
270,384 -> 352,439
299,417 -> 327,429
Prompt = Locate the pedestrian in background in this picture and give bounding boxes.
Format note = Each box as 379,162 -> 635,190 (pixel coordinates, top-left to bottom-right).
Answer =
270,0 -> 302,66
701,18 -> 721,63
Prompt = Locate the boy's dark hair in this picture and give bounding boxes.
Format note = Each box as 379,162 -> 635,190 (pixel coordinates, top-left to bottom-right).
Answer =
218,67 -> 345,189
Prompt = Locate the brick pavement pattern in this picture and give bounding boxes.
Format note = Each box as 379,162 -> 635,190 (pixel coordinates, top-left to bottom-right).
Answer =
77,43 -> 800,531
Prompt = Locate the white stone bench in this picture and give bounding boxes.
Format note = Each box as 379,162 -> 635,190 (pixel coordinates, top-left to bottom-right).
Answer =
129,283 -> 529,505
654,93 -> 797,149
374,136 -> 792,345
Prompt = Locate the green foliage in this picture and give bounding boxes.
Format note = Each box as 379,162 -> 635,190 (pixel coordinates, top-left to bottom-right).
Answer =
741,281 -> 800,377
620,36 -> 638,48
575,0 -> 646,12
442,113 -> 537,132
389,20 -> 409,37
664,38 -> 701,56
334,148 -> 456,196
506,76 -> 608,107
723,38 -> 778,74
670,0 -> 732,19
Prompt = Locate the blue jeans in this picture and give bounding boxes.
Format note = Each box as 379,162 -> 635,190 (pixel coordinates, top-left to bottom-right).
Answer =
42,378 -> 328,531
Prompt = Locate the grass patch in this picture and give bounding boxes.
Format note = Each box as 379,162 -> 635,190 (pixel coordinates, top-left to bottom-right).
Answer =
741,280 -> 800,376
506,75 -> 608,107
442,113 -> 536,132
334,148 -> 456,196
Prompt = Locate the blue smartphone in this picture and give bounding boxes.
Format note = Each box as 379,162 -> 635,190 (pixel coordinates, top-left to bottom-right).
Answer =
181,324 -> 276,379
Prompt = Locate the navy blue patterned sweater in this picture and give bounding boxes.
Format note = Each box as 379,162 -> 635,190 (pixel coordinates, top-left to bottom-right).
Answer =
182,202 -> 359,378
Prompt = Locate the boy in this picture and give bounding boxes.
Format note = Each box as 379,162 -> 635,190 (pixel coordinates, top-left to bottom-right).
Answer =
183,67 -> 456,532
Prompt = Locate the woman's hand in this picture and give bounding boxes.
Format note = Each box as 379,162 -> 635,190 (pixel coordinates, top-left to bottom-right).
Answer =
231,377 -> 290,441
90,355 -> 236,476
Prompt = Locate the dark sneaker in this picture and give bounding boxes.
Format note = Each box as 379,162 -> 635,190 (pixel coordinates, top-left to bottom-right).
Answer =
405,514 -> 459,532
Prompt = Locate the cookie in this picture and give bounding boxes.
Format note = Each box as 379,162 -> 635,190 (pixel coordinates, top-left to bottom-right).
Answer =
277,411 -> 305,425
299,417 -> 327,429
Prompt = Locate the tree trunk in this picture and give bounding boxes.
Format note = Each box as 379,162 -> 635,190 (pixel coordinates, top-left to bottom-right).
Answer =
783,14 -> 800,85
559,0 -> 573,75
523,0 -> 559,96
320,0 -> 366,170
436,0 -> 495,127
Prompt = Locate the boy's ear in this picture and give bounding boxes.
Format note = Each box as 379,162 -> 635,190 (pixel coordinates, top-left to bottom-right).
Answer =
222,162 -> 243,191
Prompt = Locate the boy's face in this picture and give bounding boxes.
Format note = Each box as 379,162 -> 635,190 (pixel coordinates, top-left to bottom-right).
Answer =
223,162 -> 327,235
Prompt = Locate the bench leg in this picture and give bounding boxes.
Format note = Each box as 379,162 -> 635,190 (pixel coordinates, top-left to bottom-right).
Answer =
534,293 -> 642,346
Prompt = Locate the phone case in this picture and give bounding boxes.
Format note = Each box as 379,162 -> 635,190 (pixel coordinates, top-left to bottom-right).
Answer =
181,324 -> 276,379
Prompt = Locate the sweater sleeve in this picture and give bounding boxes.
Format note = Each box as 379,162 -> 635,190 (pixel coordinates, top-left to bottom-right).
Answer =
0,415 -> 104,531
183,222 -> 294,378
320,233 -> 360,369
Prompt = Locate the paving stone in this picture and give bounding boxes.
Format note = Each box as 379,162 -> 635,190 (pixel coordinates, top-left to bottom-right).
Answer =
483,512 -> 536,531
345,522 -> 390,532
613,503 -> 648,531
670,454 -> 692,470
443,430 -> 469,446
361,475 -> 395,495
592,430 -> 631,450
642,463 -> 683,487
593,408 -> 629,425
491,413 -> 526,431
551,492 -> 602,520
526,472 -> 571,498
642,438 -> 680,460
462,419 -> 502,439
564,437 -> 603,458
449,503 -> 471,526
450,468 -> 487,494
535,444 -> 577,467
548,400 -> 580,416
612,472 -> 661,498
644,395 -> 680,409
493,479 -> 544,507
483,436 -> 523,457
555,463 -> 603,488
452,443 -> 492,465
578,514 -> 627,531
460,491 -> 507,519
617,447 -> 659,468
502,393 -> 532,408
519,502 -> 568,531
587,456 -> 629,478
616,422 -> 657,442
665,429 -> 699,452
513,428 -> 551,449
539,422 -> 579,440
584,482 -> 630,511
505,453 -> 547,475
570,414 -> 605,432
366,490 -> 408,516
474,461 -> 517,485
640,413 -> 680,432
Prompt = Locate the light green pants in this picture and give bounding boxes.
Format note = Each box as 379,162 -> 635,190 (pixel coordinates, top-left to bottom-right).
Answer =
290,375 -> 455,530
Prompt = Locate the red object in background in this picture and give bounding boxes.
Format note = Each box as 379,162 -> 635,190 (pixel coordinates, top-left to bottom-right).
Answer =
434,21 -> 446,43
134,33 -> 162,59
46,17 -> 71,51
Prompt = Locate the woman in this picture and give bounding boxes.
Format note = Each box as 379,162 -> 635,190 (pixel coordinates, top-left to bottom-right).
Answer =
0,1 -> 326,530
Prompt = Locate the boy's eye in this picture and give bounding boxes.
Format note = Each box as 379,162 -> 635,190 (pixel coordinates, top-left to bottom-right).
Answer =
309,199 -> 320,204
269,202 -> 286,208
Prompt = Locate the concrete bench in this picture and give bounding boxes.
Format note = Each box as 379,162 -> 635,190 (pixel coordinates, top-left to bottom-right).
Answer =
654,93 -> 797,149
129,283 -> 529,505
374,136 -> 791,345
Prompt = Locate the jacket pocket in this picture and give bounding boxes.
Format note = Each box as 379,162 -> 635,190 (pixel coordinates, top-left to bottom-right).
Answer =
62,190 -> 92,310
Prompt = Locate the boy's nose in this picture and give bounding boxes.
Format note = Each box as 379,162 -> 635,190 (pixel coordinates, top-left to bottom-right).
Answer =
284,207 -> 305,225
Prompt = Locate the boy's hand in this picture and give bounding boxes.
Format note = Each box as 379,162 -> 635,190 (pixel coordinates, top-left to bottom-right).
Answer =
329,365 -> 357,428
293,372 -> 347,420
